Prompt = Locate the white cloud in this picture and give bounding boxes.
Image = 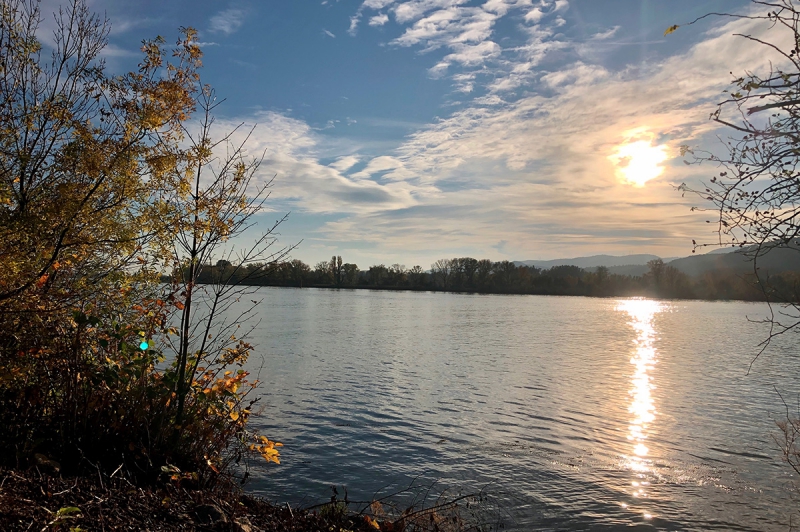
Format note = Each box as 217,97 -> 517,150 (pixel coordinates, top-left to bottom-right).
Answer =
351,155 -> 405,180
323,29 -> 336,38
311,7 -> 792,261
364,0 -> 397,8
524,8 -> 544,23
444,40 -> 501,65
393,0 -> 470,24
392,6 -> 497,48
350,0 -> 398,35
453,72 -> 475,92
98,43 -> 140,59
369,13 -> 390,26
352,0 -> 571,93
195,112 -> 418,215
591,26 -> 619,41
540,62 -> 607,88
210,8 -> 245,35
348,15 -> 361,35
330,155 -> 361,171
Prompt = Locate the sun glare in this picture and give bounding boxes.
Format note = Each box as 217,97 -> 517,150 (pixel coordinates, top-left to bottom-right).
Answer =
609,139 -> 668,187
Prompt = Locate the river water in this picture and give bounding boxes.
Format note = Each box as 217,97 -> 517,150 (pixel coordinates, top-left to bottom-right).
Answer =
232,288 -> 798,530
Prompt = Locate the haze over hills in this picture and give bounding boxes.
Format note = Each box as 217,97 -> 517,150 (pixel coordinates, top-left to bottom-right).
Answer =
514,254 -> 662,269
668,244 -> 800,277
515,245 -> 800,278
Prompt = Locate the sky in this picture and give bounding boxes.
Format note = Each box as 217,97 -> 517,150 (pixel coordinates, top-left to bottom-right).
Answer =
60,0 -> 784,267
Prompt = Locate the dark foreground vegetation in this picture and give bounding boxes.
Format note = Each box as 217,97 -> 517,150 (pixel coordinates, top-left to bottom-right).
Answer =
182,254 -> 800,302
0,467 -> 343,532
0,0 -> 283,490
1,467 -> 492,531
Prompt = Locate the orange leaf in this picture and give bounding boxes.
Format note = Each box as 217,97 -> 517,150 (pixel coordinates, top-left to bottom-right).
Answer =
174,301 -> 185,310
36,274 -> 48,288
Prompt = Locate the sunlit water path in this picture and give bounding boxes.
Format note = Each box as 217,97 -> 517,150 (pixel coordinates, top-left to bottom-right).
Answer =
228,288 -> 798,530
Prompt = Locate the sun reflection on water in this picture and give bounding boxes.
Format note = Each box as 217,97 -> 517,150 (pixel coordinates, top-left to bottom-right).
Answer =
617,298 -> 662,519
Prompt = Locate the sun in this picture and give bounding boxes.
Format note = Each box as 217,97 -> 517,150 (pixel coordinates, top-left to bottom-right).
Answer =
609,139 -> 669,187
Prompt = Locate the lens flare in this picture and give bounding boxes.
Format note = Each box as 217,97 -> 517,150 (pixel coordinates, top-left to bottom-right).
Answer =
139,341 -> 149,350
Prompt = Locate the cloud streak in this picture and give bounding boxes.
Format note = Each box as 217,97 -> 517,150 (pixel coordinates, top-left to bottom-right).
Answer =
209,8 -> 245,35
198,112 -> 417,216
315,4 -> 792,264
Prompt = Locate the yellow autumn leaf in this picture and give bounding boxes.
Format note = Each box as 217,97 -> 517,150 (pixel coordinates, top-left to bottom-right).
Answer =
229,411 -> 239,421
664,24 -> 679,36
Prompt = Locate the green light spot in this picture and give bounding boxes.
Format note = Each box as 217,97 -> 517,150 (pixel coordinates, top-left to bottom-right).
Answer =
139,341 -> 149,350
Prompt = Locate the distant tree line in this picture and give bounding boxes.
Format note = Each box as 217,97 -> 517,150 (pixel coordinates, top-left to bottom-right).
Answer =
166,256 -> 800,302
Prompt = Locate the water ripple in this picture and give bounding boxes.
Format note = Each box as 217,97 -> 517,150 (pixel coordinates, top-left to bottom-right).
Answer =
233,288 -> 798,530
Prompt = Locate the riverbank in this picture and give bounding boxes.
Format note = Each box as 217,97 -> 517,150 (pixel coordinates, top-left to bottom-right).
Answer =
0,467 -> 380,531
177,252 -> 800,303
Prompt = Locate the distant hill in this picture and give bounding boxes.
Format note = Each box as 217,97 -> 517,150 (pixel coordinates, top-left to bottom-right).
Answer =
668,244 -> 800,277
514,254 -> 661,269
514,246 -> 800,278
606,264 -> 649,276
706,246 -> 737,255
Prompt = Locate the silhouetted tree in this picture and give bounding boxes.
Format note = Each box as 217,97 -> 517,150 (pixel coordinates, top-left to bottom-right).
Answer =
408,265 -> 425,288
342,263 -> 360,286
646,259 -> 665,293
368,264 -> 388,286
289,259 -> 310,287
314,261 -> 331,284
330,255 -> 343,286
431,259 -> 451,289
388,264 -> 406,286
476,259 -> 493,290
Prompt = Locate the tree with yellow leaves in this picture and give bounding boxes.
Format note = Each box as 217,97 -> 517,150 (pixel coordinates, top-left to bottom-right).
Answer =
0,0 -> 284,483
156,84 -> 294,476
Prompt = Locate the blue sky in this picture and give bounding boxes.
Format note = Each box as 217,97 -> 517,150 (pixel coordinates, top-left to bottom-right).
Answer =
75,0 -> 779,267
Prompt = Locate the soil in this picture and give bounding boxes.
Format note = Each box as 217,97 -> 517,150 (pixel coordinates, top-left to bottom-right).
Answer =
0,467 -> 379,531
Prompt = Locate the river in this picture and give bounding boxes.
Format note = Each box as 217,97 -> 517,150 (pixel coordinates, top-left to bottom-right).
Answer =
229,287 -> 798,530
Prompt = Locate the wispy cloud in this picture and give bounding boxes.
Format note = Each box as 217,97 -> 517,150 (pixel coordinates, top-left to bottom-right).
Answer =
315,5 -> 792,262
98,43 -> 140,59
351,0 -> 564,85
330,155 -> 361,172
349,0 -> 398,35
323,29 -> 336,38
348,16 -> 361,36
210,8 -> 245,35
197,111 -> 417,216
231,58 -> 258,70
